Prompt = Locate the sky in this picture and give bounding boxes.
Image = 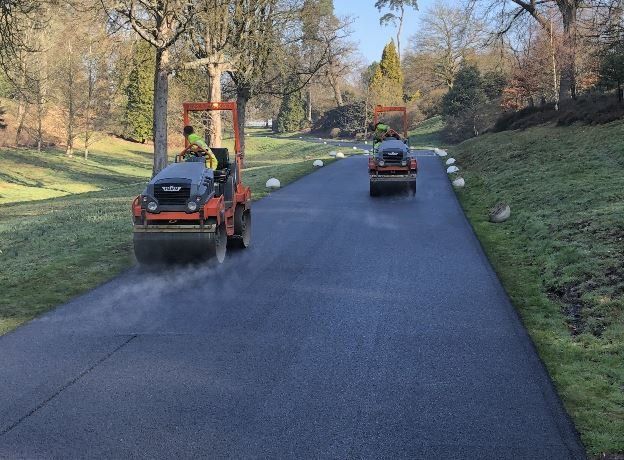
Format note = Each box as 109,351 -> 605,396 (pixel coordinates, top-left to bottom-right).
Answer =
333,0 -> 440,63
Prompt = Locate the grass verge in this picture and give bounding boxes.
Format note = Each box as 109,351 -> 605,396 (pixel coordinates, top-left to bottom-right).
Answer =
450,122 -> 624,457
409,116 -> 445,148
0,131 -> 336,334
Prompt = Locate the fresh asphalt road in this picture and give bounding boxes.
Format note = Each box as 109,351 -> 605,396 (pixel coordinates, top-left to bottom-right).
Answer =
0,151 -> 585,459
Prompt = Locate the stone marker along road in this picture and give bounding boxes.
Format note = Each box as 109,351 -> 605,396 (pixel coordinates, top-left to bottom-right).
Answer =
0,152 -> 585,459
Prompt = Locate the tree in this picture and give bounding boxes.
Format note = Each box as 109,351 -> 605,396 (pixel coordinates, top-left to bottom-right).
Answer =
495,0 -> 586,101
275,81 -> 306,133
108,0 -> 195,175
600,43 -> 624,101
442,65 -> 486,116
301,0 -> 337,121
227,0 -> 280,153
369,40 -> 404,106
0,105 -> 6,130
0,1 -> 46,75
407,1 -> 485,89
374,0 -> 419,60
124,41 -> 154,143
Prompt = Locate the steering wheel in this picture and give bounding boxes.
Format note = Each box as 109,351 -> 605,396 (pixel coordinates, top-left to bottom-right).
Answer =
382,129 -> 401,141
178,144 -> 210,162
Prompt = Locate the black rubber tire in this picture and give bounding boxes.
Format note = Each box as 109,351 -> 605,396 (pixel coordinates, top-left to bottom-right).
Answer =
370,181 -> 380,197
409,181 -> 417,197
230,208 -> 251,249
212,224 -> 227,263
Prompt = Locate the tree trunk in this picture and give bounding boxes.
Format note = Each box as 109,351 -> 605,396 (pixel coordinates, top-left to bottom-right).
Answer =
327,69 -> 343,106
65,40 -> 74,157
152,48 -> 170,176
307,89 -> 313,122
558,3 -> 577,101
207,64 -> 224,147
397,6 -> 404,62
15,97 -> 26,145
236,84 -> 251,155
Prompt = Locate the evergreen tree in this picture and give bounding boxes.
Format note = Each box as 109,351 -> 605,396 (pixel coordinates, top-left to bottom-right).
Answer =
369,40 -> 404,106
600,43 -> 624,102
275,86 -> 306,133
124,41 -> 154,143
442,65 -> 486,117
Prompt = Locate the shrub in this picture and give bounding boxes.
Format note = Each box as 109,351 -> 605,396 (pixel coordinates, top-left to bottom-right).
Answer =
312,101 -> 366,137
329,128 -> 341,138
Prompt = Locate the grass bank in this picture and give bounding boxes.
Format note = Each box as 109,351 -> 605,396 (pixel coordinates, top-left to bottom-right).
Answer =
0,131 -> 336,334
408,115 -> 445,148
450,122 -> 624,456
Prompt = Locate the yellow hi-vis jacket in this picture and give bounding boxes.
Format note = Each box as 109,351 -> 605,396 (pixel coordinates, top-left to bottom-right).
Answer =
187,133 -> 218,170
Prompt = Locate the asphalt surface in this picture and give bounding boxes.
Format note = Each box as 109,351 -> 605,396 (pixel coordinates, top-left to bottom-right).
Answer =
0,150 -> 585,459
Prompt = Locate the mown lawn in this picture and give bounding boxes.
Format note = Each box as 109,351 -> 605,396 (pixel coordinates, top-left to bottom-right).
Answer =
0,131 -> 336,334
450,122 -> 624,457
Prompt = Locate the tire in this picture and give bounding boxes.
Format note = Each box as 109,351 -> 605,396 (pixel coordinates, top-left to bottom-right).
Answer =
210,223 -> 227,263
230,207 -> 251,249
370,181 -> 380,197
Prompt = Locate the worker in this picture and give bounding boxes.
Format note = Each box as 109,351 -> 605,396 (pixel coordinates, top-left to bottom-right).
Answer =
183,125 -> 218,169
372,122 -> 391,151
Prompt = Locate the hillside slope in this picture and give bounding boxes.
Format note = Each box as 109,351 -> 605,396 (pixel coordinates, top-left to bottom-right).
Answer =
451,122 -> 624,456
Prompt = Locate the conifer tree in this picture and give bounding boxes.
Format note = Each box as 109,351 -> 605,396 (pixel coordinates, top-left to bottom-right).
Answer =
369,40 -> 404,106
124,41 -> 154,143
275,85 -> 306,133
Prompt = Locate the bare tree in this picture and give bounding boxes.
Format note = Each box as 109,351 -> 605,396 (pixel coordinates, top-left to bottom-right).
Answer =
375,0 -> 419,60
408,1 -> 486,89
107,0 -> 196,175
492,0 -> 590,100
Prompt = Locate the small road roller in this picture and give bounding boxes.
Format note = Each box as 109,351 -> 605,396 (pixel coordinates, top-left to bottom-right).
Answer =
369,105 -> 418,197
132,102 -> 251,264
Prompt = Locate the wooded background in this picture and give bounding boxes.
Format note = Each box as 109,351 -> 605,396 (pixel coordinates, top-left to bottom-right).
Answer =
2,0 -> 624,172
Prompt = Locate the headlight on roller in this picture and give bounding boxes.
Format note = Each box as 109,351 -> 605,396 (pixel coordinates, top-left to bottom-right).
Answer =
147,201 -> 158,212
187,201 -> 198,212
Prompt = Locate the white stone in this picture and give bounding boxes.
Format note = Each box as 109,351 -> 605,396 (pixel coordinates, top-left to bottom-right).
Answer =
323,141 -> 327,145
266,178 -> 281,189
364,141 -> 368,144
336,152 -> 345,159
329,151 -> 337,157
447,165 -> 459,174
490,204 -> 511,223
446,158 -> 456,165
452,177 -> 465,188
435,148 -> 448,157
313,160 -> 324,167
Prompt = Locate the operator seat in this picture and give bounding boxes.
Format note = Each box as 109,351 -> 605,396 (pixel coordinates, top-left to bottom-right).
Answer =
211,147 -> 235,205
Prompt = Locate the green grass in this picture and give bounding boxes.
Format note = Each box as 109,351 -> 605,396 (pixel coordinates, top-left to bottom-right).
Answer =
0,130 -> 336,334
409,116 -> 445,149
450,122 -> 624,456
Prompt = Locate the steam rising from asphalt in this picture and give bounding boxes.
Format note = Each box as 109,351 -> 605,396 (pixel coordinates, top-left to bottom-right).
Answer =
33,255 -> 250,335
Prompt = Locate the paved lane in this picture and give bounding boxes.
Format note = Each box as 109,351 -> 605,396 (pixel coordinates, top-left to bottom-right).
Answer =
0,154 -> 584,459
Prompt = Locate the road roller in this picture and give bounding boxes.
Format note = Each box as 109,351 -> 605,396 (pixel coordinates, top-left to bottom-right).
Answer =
132,102 -> 251,264
369,105 -> 418,197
